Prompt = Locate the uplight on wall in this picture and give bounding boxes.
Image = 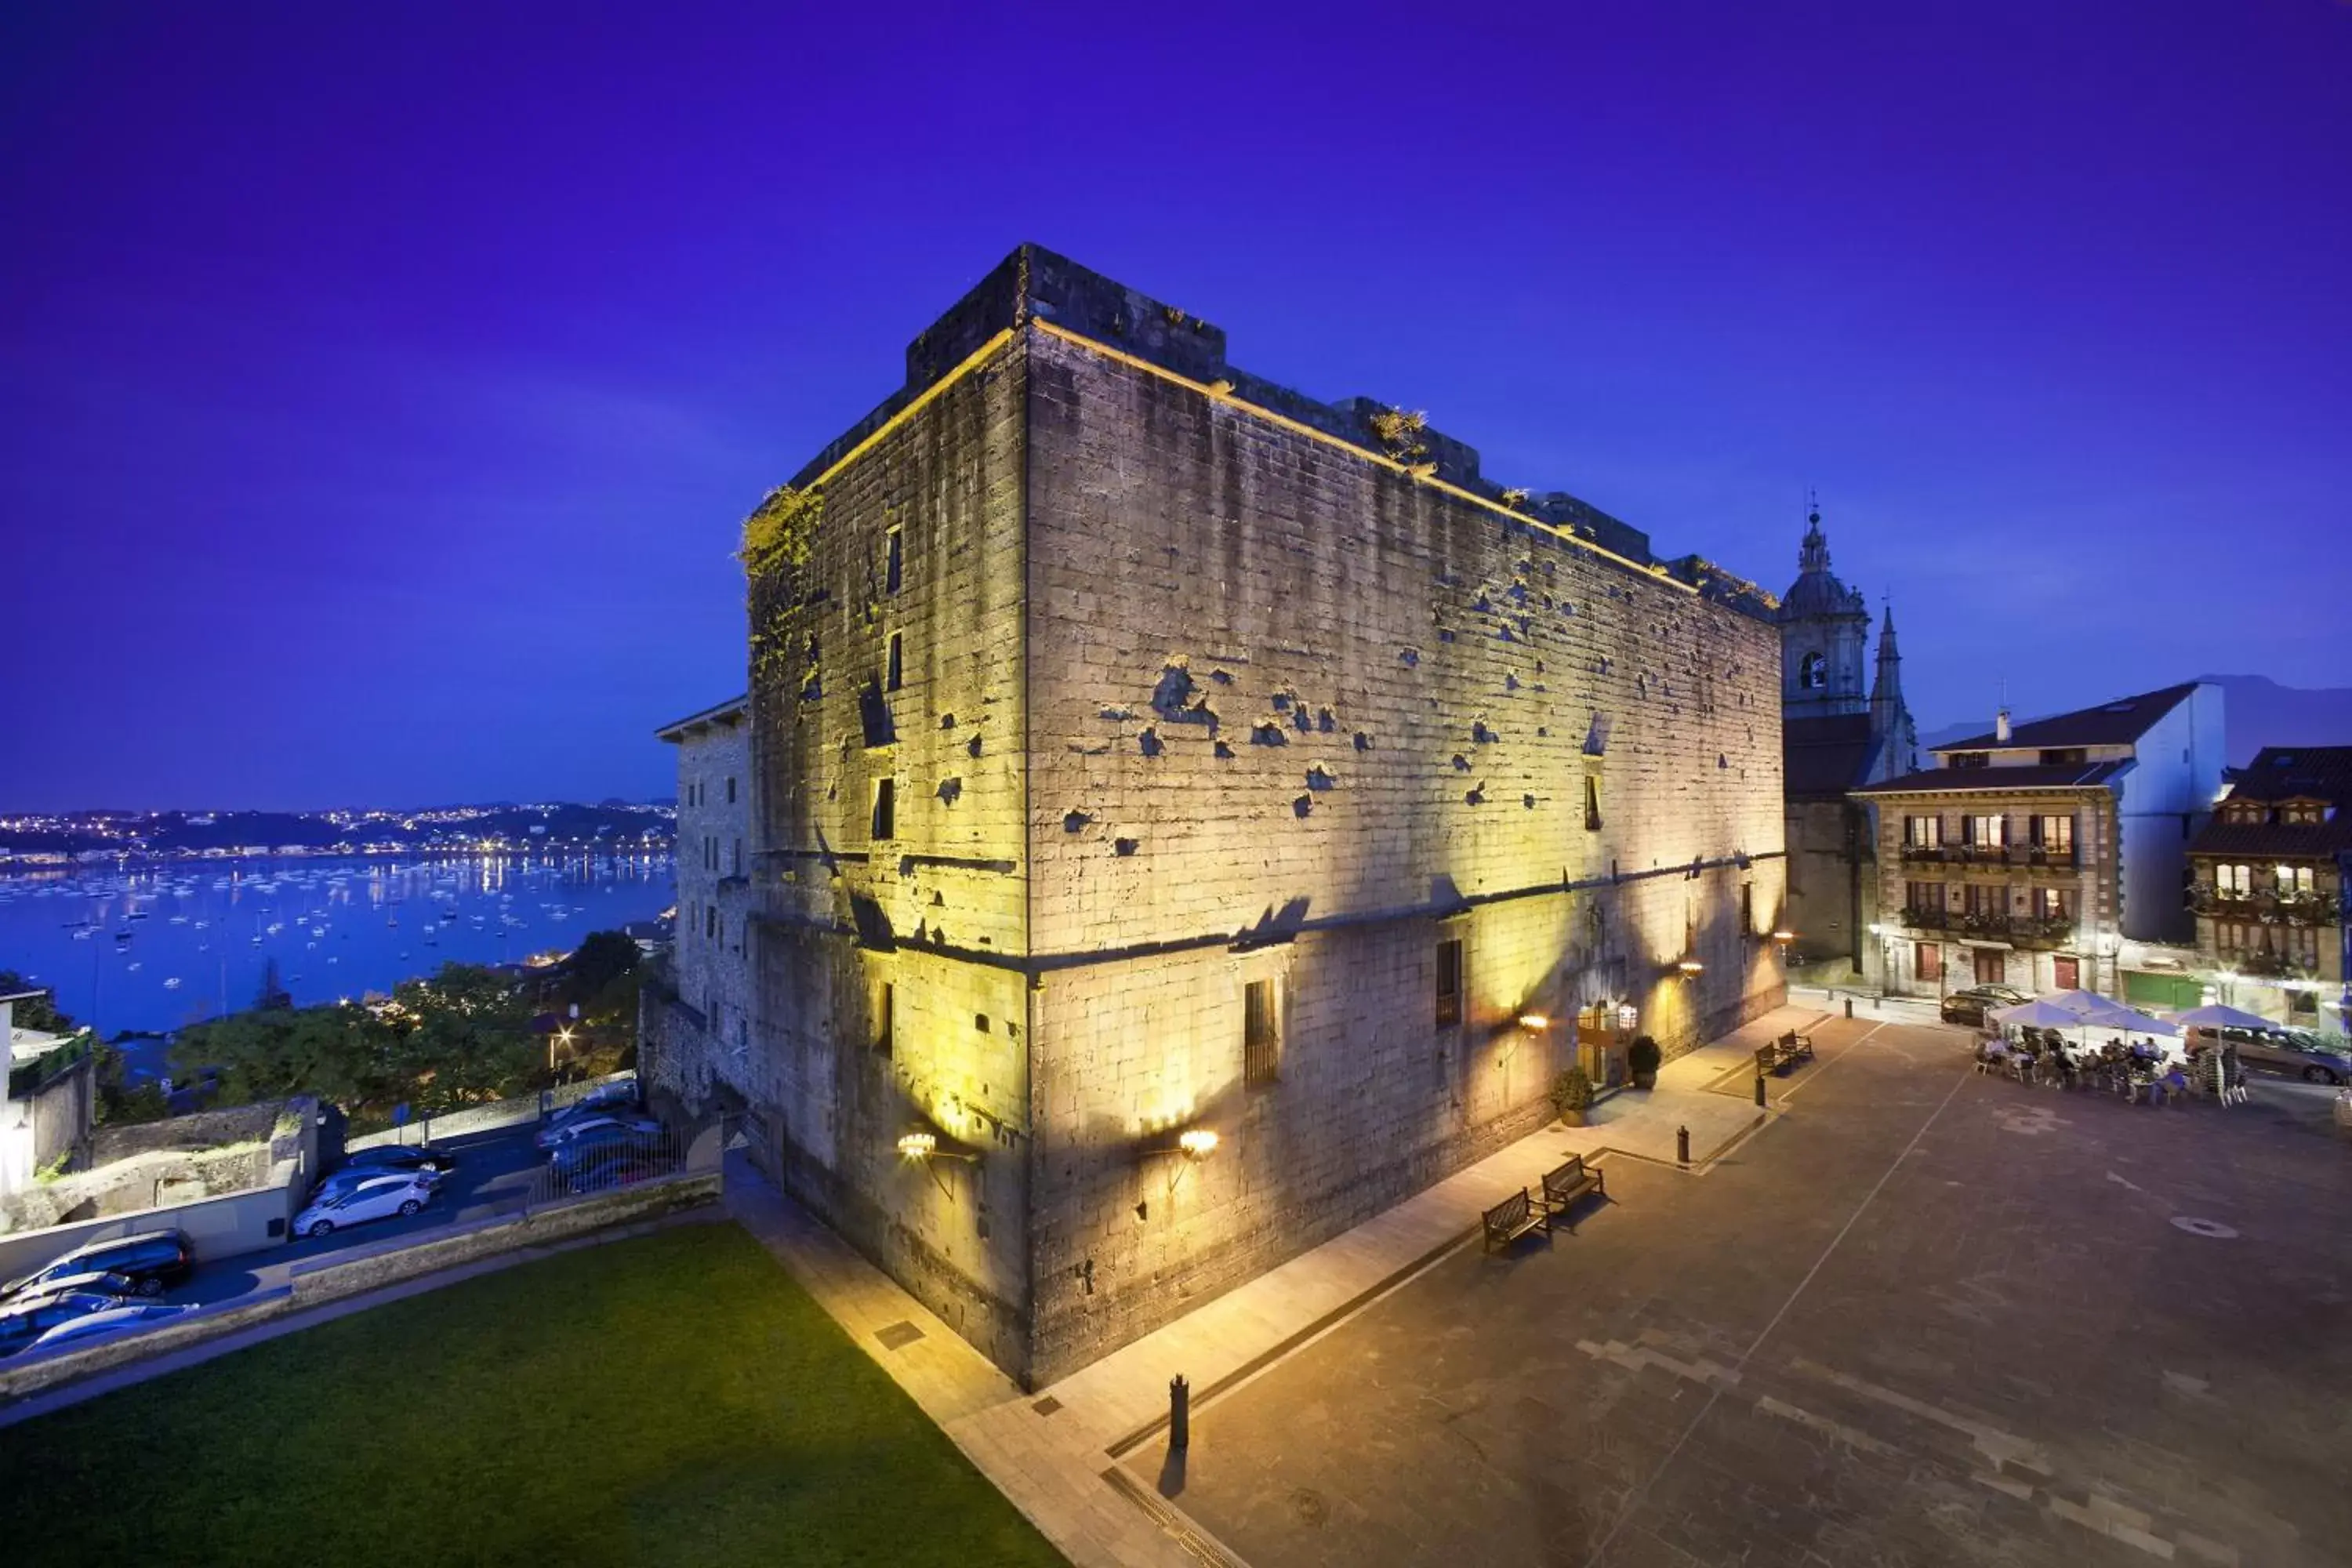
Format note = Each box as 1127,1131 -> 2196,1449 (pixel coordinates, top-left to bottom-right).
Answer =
896,1131 -> 937,1160
1178,1127 -> 1220,1160
1676,958 -> 1705,977
1516,1013 -> 1549,1032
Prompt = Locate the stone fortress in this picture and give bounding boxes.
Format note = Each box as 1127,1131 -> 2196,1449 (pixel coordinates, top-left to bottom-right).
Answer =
652,245 -> 1791,1388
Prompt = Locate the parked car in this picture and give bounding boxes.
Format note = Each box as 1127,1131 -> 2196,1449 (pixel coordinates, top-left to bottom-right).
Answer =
341,1143 -> 457,1177
560,1145 -> 667,1195
0,1291 -> 123,1358
2187,1024 -> 2352,1083
307,1163 -> 439,1209
538,1112 -> 661,1155
535,1092 -> 648,1149
550,1123 -> 666,1179
1940,985 -> 2032,1027
27,1301 -> 194,1353
565,1077 -> 641,1116
9,1269 -> 138,1302
2,1229 -> 193,1303
292,1174 -> 434,1240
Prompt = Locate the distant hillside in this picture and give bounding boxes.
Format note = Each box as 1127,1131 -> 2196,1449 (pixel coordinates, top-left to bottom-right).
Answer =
1919,675 -> 2352,767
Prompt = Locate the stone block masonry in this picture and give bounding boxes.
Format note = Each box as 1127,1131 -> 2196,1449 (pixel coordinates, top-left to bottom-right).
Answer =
738,244 -> 1787,1388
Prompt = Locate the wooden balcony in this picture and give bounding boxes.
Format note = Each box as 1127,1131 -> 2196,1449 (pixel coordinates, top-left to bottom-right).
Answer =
2190,887 -> 2340,926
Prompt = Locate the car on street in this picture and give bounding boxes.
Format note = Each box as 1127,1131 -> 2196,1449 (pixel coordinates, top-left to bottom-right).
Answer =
550,1123 -> 666,1178
341,1143 -> 458,1177
27,1302 -> 194,1353
537,1112 -> 661,1155
2,1229 -> 193,1303
1940,985 -> 2032,1027
0,1291 -> 124,1358
2186,1024 -> 2352,1083
9,1269 -> 138,1301
535,1091 -> 648,1149
292,1173 -> 434,1239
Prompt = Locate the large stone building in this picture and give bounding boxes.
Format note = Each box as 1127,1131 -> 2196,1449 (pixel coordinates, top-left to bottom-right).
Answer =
2187,746 -> 2350,1033
724,245 -> 1788,1386
1854,681 -> 2223,1004
1776,508 -> 1915,978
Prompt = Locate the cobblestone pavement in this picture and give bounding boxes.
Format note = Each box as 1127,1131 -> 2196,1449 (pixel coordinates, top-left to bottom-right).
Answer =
1126,1016 -> 2352,1566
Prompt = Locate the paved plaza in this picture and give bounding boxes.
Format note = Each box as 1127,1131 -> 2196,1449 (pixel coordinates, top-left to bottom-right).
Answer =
1125,1015 -> 2352,1567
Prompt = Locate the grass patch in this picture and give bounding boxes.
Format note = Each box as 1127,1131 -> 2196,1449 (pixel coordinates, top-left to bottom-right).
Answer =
0,1222 -> 1065,1567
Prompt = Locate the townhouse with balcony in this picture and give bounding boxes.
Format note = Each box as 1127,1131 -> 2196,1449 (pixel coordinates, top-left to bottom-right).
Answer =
2187,746 -> 2350,1035
1853,681 -> 2223,1004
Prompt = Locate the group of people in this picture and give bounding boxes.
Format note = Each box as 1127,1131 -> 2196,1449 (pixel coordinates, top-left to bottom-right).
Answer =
1974,1028 -> 2250,1106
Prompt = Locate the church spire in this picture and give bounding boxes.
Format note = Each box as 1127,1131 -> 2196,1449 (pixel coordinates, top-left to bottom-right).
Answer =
1798,495 -> 1829,575
1871,597 -> 1912,768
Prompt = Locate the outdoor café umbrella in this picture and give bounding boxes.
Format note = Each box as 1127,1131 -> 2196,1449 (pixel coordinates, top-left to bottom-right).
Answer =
1989,999 -> 2094,1031
2172,1002 -> 2274,1033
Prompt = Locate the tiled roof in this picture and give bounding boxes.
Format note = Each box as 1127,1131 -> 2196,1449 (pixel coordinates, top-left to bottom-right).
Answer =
1784,713 -> 1881,799
2188,745 -> 2352,857
2219,746 -> 2352,803
654,695 -> 751,742
1932,681 -> 2201,753
1853,760 -> 2130,797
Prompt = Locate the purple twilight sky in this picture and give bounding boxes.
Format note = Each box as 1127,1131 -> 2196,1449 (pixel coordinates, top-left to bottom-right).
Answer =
2,2 -> 2347,811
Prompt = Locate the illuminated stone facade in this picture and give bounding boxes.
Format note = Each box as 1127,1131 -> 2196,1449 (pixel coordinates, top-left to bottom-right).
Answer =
742,246 -> 1787,1385
644,697 -> 757,1117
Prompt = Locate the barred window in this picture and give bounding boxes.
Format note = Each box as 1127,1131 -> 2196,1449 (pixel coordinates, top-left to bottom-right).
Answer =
1435,938 -> 1463,1028
1243,979 -> 1279,1087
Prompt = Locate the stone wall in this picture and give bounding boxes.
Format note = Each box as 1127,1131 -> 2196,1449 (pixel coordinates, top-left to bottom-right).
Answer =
736,245 -> 1786,1388
747,326 -> 1036,1374
1018,323 -> 1784,1378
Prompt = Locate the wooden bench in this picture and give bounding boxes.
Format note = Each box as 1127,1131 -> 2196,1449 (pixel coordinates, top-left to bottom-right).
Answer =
1756,1031 -> 1817,1076
1481,1187 -> 1545,1252
1779,1029 -> 1816,1064
1539,1156 -> 1606,1232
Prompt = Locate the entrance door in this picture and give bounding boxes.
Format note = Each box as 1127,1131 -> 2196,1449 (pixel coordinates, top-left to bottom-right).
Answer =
1974,947 -> 2006,985
2052,956 -> 2080,989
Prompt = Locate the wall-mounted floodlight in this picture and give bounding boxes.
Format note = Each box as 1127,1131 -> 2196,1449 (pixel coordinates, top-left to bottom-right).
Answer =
1516,1013 -> 1549,1032
1771,930 -> 1795,945
896,1131 -> 978,1163
1676,958 -> 1705,978
1178,1128 -> 1220,1160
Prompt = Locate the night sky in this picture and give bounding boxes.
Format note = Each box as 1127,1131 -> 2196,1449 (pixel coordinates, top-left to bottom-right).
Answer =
4,2 -> 2345,811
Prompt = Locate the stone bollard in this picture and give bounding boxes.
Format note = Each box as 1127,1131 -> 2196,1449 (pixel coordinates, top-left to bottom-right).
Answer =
1845,997 -> 1854,1019
1170,1374 -> 1190,1451
1676,1125 -> 1691,1166
1754,1074 -> 1767,1109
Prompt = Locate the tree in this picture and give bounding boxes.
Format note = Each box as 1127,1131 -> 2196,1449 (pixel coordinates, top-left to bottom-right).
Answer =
254,958 -> 292,1011
0,972 -> 78,1036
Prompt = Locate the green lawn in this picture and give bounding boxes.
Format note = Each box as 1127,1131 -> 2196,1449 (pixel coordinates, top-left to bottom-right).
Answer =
0,1221 -> 1067,1568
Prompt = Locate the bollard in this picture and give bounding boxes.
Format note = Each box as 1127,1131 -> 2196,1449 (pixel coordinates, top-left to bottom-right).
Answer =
1754,1073 -> 1767,1109
1844,997 -> 1853,1019
1676,1124 -> 1691,1166
1170,1374 -> 1190,1451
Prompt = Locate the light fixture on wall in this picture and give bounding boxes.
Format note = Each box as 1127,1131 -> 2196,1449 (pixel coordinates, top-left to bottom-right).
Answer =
1177,1127 -> 1220,1160
1676,958 -> 1705,978
895,1130 -> 978,1163
1771,930 -> 1795,946
1516,1012 -> 1549,1032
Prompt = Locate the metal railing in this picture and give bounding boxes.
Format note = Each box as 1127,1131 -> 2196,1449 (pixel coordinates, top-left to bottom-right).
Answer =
2190,887 -> 2339,925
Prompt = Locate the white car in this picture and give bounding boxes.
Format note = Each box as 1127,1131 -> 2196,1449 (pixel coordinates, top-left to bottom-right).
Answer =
292,1173 -> 434,1239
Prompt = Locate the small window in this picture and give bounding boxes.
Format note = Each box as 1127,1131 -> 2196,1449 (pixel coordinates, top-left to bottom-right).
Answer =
1798,651 -> 1826,691
726,777 -> 737,804
2216,863 -> 2251,895
1243,979 -> 1279,1087
1741,882 -> 1755,935
874,982 -> 894,1055
1948,752 -> 1990,769
887,632 -> 904,692
705,906 -> 718,940
1905,815 -> 1944,848
1583,775 -> 1602,832
1435,938 -> 1463,1027
731,839 -> 742,877
871,778 -> 896,840
974,1014 -> 989,1033
1965,814 -> 2005,848
2039,747 -> 2086,766
886,528 -> 903,594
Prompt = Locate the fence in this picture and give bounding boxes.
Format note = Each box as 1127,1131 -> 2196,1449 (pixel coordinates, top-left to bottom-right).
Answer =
345,1071 -> 640,1152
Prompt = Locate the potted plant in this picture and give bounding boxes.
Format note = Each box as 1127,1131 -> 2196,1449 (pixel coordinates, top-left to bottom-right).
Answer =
1628,1034 -> 1661,1091
1550,1065 -> 1595,1128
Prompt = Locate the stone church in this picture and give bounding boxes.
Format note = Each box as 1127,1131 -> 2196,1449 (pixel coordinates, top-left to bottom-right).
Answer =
695,245 -> 1789,1388
1777,507 -> 1916,978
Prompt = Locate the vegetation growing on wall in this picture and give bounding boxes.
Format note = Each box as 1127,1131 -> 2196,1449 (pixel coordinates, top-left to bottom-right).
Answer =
742,485 -> 825,699
1367,406 -> 1428,463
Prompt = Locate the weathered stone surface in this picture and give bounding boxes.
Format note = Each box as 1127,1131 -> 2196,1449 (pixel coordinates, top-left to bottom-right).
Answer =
734,246 -> 1788,1387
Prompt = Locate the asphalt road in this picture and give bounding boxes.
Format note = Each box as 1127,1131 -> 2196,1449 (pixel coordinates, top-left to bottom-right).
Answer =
174,1120 -> 550,1309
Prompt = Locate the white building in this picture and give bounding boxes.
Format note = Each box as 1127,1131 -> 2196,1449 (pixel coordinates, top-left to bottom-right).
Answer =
2,989 -> 95,1202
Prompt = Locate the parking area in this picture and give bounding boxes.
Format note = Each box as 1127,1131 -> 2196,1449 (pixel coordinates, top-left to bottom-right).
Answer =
172,1119 -> 550,1309
1128,1015 -> 2352,1567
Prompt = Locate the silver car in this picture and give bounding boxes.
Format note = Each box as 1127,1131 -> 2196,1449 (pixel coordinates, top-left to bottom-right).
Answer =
2190,1025 -> 2352,1084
